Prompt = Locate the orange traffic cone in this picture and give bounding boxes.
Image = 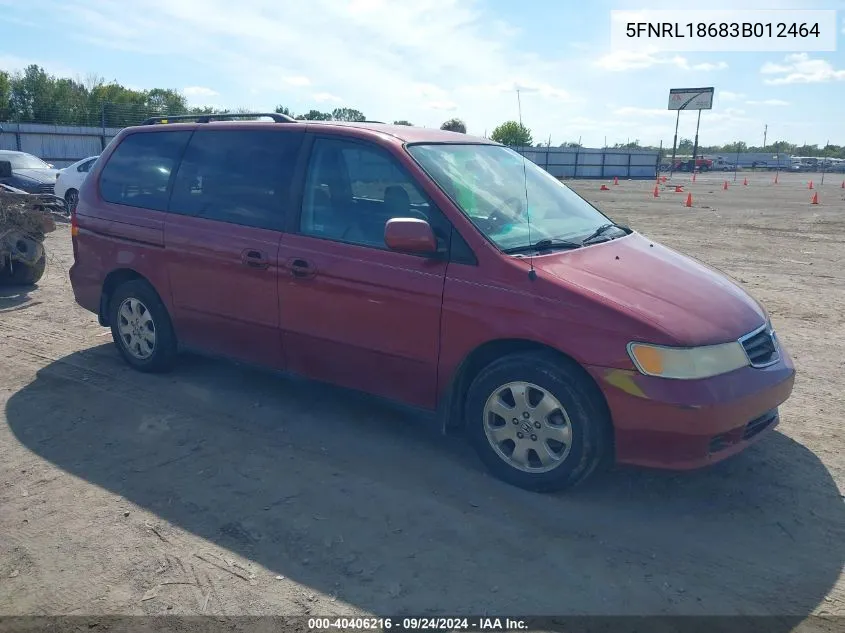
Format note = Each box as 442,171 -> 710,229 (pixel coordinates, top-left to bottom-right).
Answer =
692,172 -> 697,182
808,180 -> 814,190
653,185 -> 659,198
723,181 -> 729,190
685,193 -> 693,207
743,177 -> 748,186
811,192 -> 819,205
613,176 -> 619,185
600,184 -> 610,191
661,176 -> 667,184
674,185 -> 684,193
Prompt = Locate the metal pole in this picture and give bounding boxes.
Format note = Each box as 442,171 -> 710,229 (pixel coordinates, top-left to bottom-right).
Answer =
821,139 -> 828,186
734,145 -> 740,182
657,139 -> 663,179
690,109 -> 702,174
763,124 -> 767,150
100,102 -> 107,151
669,109 -> 680,178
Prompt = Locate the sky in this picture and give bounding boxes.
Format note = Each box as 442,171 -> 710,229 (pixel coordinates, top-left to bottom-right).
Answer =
0,0 -> 843,148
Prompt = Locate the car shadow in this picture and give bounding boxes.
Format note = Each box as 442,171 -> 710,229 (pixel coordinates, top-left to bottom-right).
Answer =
5,345 -> 843,624
0,283 -> 38,312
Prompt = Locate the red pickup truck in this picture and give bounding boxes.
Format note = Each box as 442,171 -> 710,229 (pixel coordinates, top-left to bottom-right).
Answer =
672,157 -> 713,172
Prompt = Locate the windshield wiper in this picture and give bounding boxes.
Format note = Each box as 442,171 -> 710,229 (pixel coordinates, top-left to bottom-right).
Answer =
580,222 -> 627,245
503,238 -> 582,255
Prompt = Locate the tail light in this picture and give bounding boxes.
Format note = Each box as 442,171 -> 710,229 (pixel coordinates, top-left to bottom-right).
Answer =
70,210 -> 79,237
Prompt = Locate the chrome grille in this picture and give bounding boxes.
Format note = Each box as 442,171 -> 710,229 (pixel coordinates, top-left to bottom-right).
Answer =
740,325 -> 779,367
36,183 -> 55,195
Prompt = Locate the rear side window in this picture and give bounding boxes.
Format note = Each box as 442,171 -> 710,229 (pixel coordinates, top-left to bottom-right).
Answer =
169,129 -> 304,230
99,131 -> 191,211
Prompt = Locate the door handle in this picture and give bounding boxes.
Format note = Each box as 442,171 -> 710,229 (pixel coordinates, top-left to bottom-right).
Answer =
241,249 -> 269,269
289,258 -> 315,278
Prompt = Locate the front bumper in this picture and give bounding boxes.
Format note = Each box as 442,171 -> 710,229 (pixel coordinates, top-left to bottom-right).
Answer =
587,345 -> 796,470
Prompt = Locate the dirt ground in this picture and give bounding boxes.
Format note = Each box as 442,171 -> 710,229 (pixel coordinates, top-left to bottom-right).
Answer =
1,171 -> 843,624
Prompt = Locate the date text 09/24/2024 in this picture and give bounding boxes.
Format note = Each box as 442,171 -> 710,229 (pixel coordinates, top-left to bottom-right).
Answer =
307,617 -> 529,631
625,22 -> 821,39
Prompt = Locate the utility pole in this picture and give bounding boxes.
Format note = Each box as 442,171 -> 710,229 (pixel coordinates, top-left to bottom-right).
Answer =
669,109 -> 681,178
690,109 -> 702,173
763,124 -> 768,149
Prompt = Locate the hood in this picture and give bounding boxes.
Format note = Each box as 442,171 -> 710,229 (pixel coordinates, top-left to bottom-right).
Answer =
13,168 -> 59,183
533,232 -> 765,346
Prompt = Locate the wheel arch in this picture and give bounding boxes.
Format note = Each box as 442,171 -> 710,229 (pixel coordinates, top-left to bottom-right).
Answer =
98,268 -> 158,327
438,338 -> 613,440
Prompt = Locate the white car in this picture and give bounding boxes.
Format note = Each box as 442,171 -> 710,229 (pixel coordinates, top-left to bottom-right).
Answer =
54,155 -> 99,210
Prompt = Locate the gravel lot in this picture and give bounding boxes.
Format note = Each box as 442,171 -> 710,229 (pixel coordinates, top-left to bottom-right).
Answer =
1,171 -> 843,626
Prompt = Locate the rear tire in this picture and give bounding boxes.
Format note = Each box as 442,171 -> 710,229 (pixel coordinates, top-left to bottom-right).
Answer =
108,279 -> 177,373
465,351 -> 611,492
0,254 -> 46,286
64,189 -> 79,214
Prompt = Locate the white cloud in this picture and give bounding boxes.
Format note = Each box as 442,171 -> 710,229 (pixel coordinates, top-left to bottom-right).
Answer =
312,92 -> 343,104
426,100 -> 458,111
0,54 -> 78,79
745,99 -> 790,106
49,0 -> 577,136
761,53 -> 845,84
283,76 -> 311,87
689,61 -> 728,71
612,107 -> 673,119
595,50 -> 727,72
478,79 -> 575,102
183,86 -> 219,97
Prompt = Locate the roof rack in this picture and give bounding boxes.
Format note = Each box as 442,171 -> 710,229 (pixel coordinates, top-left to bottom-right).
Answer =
140,112 -> 295,125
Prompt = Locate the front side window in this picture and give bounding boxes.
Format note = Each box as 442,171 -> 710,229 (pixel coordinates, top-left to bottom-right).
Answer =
407,143 -> 622,252
300,137 -> 448,251
169,129 -> 303,230
99,131 -> 191,211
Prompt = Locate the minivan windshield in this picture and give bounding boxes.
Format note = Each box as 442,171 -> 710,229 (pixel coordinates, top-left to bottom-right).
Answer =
407,143 -> 623,252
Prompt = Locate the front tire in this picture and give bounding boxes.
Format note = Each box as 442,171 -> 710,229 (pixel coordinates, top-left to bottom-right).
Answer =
108,279 -> 177,373
465,352 -> 611,492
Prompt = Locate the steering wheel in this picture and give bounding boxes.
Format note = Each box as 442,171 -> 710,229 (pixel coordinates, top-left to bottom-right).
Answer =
487,196 -> 526,231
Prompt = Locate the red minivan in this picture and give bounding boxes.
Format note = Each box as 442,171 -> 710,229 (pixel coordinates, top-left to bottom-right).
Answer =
69,113 -> 795,491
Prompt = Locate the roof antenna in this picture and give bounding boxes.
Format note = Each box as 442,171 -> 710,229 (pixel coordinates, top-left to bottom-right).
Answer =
516,89 -> 537,281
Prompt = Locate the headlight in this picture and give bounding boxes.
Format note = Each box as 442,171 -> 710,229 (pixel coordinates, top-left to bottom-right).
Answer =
627,341 -> 749,380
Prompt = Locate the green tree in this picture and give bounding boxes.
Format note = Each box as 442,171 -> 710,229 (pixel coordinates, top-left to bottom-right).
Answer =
274,105 -> 294,117
393,119 -> 413,126
9,64 -> 54,123
490,120 -> 532,146
331,107 -> 365,122
0,70 -> 13,121
721,141 -> 747,153
614,140 -> 641,149
295,109 -> 332,121
440,118 -> 466,133
677,138 -> 694,153
559,141 -> 581,148
146,88 -> 188,116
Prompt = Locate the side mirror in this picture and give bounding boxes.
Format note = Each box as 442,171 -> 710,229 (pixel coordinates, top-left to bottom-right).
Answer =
384,218 -> 437,254
0,161 -> 11,179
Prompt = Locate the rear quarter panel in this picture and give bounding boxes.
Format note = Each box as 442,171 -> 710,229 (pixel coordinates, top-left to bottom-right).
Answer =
72,129 -> 175,317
